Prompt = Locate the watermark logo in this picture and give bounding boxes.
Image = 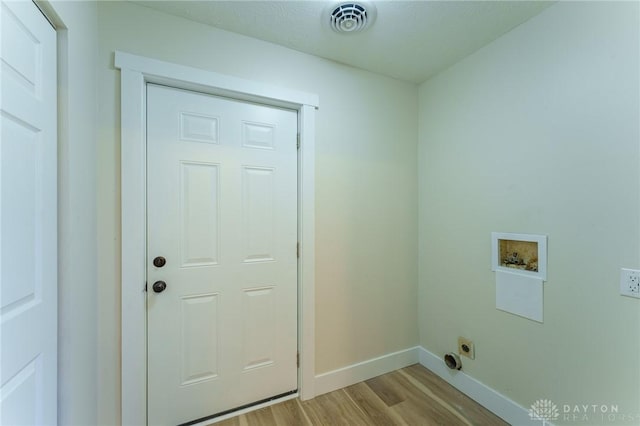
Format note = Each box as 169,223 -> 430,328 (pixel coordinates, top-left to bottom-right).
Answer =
529,399 -> 636,424
530,399 -> 560,425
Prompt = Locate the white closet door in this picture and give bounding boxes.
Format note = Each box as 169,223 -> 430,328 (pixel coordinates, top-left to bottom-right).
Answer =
1,1 -> 57,425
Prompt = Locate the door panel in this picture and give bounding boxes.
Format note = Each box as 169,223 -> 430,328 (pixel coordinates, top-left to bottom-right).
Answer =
242,286 -> 276,370
0,1 -> 57,425
179,293 -> 219,386
180,161 -> 220,267
242,166 -> 276,262
147,85 -> 298,425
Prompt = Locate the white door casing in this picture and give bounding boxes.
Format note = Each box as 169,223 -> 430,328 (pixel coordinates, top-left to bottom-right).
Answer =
0,1 -> 57,425
116,52 -> 317,426
147,84 -> 298,425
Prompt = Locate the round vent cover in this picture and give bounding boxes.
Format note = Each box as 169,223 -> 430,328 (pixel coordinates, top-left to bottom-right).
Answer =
328,2 -> 376,34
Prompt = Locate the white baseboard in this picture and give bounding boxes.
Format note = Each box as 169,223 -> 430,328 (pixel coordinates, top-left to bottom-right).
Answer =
314,346 -> 420,396
419,347 -> 545,426
203,346 -> 544,425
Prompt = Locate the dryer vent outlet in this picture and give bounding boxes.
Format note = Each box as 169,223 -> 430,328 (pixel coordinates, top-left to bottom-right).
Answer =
444,352 -> 462,370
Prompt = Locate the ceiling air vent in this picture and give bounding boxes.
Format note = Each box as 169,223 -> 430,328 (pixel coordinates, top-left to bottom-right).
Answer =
328,2 -> 376,34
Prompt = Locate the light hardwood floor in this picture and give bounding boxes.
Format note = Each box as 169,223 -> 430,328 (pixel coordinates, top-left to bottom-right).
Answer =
213,364 -> 508,425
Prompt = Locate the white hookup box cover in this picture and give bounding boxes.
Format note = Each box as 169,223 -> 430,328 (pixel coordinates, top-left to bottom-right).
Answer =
496,270 -> 543,323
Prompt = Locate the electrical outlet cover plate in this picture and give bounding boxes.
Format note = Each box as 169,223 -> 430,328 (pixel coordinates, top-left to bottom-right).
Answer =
620,268 -> 640,299
458,337 -> 475,359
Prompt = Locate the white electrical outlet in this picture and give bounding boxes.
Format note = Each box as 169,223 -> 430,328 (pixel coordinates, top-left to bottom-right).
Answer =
620,268 -> 640,298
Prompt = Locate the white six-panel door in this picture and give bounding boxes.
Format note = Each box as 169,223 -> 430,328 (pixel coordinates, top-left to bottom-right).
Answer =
146,85 -> 298,425
0,1 -> 57,425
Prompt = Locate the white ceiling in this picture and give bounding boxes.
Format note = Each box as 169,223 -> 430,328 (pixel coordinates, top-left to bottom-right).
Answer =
133,1 -> 553,84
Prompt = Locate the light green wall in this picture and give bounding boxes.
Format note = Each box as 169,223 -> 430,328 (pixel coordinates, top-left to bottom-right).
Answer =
45,1 -> 99,424
96,2 -> 418,423
418,1 -> 640,422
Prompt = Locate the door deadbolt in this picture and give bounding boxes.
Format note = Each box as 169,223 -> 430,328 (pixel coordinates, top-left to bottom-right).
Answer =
153,256 -> 166,268
152,280 -> 167,293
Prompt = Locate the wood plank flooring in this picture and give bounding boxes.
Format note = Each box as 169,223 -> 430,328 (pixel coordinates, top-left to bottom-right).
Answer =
212,364 -> 508,425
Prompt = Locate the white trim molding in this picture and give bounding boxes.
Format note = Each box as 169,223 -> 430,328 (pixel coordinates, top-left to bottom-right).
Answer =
116,51 -> 318,426
314,347 -> 420,396
418,347 -> 542,426
297,105 -> 316,401
115,51 -> 318,109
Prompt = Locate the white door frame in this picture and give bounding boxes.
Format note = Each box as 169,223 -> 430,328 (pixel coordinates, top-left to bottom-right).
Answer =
116,51 -> 318,426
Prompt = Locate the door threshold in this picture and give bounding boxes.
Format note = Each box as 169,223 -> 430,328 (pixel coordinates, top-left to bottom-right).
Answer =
179,390 -> 299,426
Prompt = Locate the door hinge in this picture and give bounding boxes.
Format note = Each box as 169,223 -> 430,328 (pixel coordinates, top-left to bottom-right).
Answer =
144,282 -> 148,292
296,133 -> 300,150
296,242 -> 300,258
297,352 -> 300,368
